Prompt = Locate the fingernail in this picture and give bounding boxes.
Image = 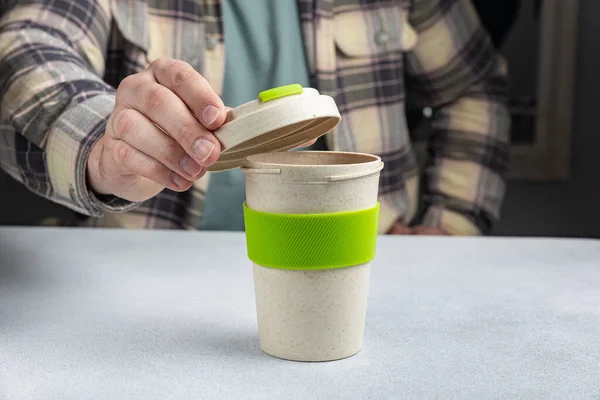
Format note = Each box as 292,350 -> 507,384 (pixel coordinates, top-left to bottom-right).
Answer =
194,139 -> 215,162
201,105 -> 220,126
180,156 -> 202,177
171,172 -> 188,187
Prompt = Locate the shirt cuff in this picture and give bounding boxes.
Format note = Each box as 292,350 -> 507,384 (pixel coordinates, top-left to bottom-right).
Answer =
45,93 -> 140,217
421,205 -> 481,236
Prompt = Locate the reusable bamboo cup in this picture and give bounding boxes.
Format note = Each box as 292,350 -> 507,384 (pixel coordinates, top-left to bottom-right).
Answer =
242,151 -> 382,362
210,84 -> 382,361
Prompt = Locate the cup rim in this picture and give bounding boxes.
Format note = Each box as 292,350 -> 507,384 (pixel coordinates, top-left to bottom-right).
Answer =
244,151 -> 381,168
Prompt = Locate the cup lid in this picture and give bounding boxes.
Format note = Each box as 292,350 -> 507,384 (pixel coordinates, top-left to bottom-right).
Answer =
207,84 -> 341,171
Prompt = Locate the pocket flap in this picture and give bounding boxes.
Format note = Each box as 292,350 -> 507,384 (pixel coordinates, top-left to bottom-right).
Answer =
111,0 -> 149,52
334,6 -> 417,57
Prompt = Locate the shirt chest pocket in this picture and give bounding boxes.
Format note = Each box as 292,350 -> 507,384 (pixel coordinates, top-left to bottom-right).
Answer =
330,5 -> 417,155
333,5 -> 417,61
110,0 -> 205,72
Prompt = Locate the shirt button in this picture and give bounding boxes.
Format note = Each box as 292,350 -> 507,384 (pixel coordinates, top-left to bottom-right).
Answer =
205,37 -> 218,51
375,30 -> 390,46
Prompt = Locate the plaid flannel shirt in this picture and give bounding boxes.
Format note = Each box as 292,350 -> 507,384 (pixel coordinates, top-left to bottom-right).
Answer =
0,0 -> 510,234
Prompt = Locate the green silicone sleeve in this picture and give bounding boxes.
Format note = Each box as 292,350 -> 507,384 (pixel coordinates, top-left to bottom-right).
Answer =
243,202 -> 380,270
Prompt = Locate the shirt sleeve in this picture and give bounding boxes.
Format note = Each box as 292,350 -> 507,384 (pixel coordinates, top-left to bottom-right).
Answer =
0,1 -> 138,217
405,0 -> 511,235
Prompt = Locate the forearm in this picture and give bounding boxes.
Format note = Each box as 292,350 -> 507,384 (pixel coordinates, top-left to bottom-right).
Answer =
0,2 -> 136,216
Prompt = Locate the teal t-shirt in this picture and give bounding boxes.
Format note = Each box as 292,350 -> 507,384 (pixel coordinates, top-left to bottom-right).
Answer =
198,0 -> 311,231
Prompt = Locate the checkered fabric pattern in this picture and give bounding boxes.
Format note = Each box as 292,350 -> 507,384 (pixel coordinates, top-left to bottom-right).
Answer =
0,0 -> 510,234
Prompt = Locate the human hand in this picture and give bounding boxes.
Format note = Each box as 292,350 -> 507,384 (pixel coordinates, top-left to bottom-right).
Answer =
386,222 -> 448,236
87,58 -> 227,201
411,226 -> 447,235
387,222 -> 412,235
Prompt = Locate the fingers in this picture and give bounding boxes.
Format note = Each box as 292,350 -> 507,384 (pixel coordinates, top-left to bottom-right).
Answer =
91,59 -> 230,203
387,224 -> 449,235
110,139 -> 193,192
388,223 -> 412,235
150,58 -> 227,129
412,226 -> 448,236
115,76 -> 221,167
110,108 -> 206,181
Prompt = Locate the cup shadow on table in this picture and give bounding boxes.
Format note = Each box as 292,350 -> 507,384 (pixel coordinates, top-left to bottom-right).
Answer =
117,321 -> 266,362
194,328 -> 265,360
0,241 -> 267,362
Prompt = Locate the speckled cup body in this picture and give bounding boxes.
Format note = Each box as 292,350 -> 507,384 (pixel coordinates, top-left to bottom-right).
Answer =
242,151 -> 382,362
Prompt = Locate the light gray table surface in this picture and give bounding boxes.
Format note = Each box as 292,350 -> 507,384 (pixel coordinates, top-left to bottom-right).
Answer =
1,227 -> 599,399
